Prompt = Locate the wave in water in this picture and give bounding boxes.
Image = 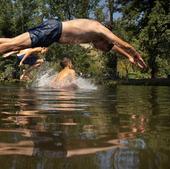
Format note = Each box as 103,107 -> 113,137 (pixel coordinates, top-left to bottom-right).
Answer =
32,69 -> 97,90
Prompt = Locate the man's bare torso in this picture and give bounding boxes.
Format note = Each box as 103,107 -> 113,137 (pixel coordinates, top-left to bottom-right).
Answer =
59,19 -> 100,44
59,19 -> 113,52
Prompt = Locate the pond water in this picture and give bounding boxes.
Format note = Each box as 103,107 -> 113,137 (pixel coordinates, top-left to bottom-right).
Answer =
0,84 -> 170,169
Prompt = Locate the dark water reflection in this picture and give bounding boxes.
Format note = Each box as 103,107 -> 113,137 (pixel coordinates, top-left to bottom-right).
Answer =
0,85 -> 170,169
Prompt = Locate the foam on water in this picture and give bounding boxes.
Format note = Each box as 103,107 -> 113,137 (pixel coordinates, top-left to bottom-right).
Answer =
32,68 -> 97,90
75,77 -> 97,90
32,68 -> 56,87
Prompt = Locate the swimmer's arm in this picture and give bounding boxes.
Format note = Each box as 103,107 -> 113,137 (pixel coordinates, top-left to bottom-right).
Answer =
112,45 -> 147,69
112,45 -> 135,63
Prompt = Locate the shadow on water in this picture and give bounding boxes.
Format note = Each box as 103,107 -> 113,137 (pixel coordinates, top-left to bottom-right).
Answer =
0,85 -> 170,169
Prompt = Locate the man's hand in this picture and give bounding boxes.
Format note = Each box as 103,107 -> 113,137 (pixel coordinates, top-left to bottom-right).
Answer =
133,53 -> 147,69
112,45 -> 147,69
128,55 -> 147,69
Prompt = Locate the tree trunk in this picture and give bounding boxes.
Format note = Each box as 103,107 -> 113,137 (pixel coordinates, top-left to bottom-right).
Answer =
107,0 -> 118,79
148,56 -> 158,79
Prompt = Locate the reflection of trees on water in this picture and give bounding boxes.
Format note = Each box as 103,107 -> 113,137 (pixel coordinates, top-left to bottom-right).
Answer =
96,138 -> 161,169
146,86 -> 170,169
0,88 -> 69,168
0,86 -> 22,113
83,87 -> 119,140
114,148 -> 139,169
148,87 -> 160,116
0,86 -> 170,169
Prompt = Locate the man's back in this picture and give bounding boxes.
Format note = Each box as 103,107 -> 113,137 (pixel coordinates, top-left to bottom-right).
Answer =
55,67 -> 75,82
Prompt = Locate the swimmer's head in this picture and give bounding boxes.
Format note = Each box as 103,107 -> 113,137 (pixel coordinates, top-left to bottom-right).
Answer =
60,57 -> 73,69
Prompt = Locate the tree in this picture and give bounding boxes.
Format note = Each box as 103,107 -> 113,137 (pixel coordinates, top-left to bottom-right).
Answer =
139,0 -> 169,78
117,0 -> 169,78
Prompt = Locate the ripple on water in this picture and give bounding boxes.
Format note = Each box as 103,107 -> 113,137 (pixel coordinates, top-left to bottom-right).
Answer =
0,85 -> 170,169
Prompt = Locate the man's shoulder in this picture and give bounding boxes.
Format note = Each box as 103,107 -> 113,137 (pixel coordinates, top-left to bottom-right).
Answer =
69,69 -> 76,74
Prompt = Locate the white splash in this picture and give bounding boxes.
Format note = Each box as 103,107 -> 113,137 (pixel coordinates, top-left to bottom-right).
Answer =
32,69 -> 56,87
32,69 -> 97,90
75,77 -> 97,90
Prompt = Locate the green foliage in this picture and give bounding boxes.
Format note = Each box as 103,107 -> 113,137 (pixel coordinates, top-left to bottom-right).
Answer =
156,57 -> 170,78
0,64 -> 15,80
118,0 -> 169,78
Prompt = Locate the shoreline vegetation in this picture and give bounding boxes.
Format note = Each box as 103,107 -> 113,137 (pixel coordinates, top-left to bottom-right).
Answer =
105,78 -> 170,86
1,78 -> 170,87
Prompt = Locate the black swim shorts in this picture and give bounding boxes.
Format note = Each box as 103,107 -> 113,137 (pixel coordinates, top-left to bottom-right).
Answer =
28,19 -> 62,47
17,54 -> 37,66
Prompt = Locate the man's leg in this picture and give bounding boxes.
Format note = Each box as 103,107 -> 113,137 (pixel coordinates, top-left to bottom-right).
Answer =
0,32 -> 31,54
0,38 -> 11,44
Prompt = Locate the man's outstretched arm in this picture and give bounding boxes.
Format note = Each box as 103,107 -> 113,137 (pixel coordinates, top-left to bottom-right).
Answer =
112,45 -> 147,69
